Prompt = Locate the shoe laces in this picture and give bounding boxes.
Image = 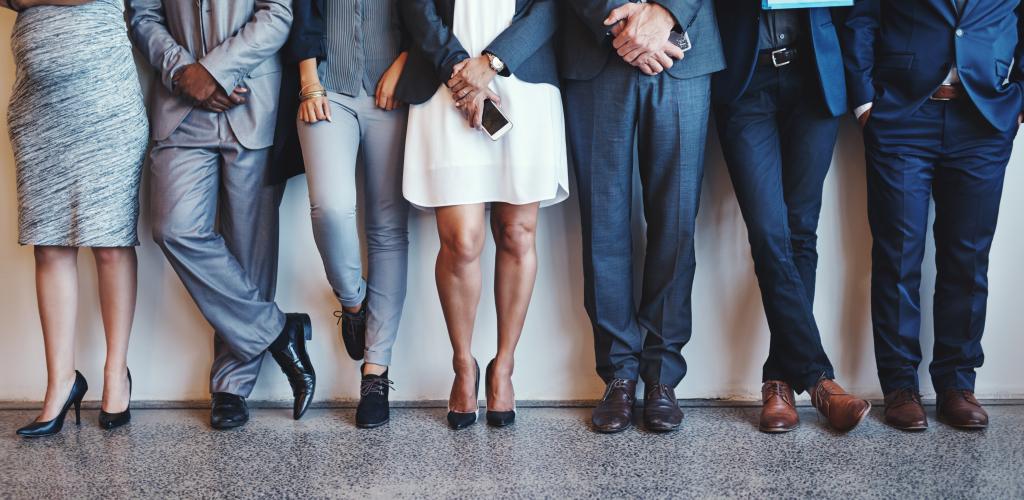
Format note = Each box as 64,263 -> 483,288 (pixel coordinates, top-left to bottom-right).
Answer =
361,377 -> 395,397
603,379 -> 633,400
889,388 -> 922,408
764,382 -> 792,406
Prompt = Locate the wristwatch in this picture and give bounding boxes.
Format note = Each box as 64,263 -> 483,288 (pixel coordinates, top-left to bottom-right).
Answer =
485,52 -> 505,74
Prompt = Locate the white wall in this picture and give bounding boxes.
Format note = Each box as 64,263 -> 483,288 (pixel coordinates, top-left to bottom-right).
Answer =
1,11 -> 1021,404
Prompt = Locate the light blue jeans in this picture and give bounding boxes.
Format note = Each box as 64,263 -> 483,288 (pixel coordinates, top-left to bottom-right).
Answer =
297,89 -> 410,366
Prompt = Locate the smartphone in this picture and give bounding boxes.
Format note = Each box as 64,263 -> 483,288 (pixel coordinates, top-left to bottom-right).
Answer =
668,31 -> 692,54
482,99 -> 513,141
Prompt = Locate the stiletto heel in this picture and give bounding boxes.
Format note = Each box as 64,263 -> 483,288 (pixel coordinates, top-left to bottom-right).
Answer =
485,359 -> 516,427
446,359 -> 480,430
99,367 -> 132,430
16,370 -> 88,438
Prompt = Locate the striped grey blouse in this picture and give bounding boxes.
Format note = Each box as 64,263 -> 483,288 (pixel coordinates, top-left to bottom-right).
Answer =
321,0 -> 405,97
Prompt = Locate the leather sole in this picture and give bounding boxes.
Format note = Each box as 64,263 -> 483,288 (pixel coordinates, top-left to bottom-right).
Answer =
592,422 -> 632,434
884,419 -> 928,432
937,415 -> 988,430
758,424 -> 797,434
847,401 -> 872,432
645,422 -> 681,433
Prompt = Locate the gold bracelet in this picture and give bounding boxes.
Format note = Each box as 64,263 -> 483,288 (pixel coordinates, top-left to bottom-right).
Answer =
299,90 -> 327,102
299,83 -> 324,94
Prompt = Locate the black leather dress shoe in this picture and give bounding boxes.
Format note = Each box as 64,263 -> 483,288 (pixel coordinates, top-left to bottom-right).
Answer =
337,302 -> 367,361
210,392 -> 249,430
644,384 -> 683,432
592,379 -> 636,433
269,313 -> 317,420
356,369 -> 393,429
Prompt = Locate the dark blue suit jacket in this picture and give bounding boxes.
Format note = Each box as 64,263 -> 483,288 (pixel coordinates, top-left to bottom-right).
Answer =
712,0 -> 848,117
560,0 -> 725,81
841,0 -> 1024,131
396,0 -> 560,105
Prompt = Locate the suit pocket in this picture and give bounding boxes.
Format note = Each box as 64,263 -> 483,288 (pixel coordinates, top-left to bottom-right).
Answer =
877,52 -> 915,71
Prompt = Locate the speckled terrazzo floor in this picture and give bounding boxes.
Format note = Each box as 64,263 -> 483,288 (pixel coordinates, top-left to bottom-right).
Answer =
1,406 -> 1023,499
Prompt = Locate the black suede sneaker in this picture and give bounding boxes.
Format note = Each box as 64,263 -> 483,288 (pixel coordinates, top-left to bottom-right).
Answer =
335,301 -> 367,361
356,369 -> 393,428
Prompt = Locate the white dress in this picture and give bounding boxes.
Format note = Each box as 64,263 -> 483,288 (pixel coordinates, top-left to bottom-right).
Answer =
403,0 -> 570,209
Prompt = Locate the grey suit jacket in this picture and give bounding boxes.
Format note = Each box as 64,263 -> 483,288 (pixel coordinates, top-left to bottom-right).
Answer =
129,0 -> 293,150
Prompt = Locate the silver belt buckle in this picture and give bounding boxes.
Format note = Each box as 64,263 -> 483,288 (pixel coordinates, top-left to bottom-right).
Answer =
771,48 -> 791,68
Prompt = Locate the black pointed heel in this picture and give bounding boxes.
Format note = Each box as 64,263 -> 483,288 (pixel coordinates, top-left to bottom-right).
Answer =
16,371 -> 88,438
99,368 -> 132,430
485,359 -> 516,427
446,359 -> 480,430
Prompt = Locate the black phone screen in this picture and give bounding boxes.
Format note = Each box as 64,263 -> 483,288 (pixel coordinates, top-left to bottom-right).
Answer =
482,99 -> 510,136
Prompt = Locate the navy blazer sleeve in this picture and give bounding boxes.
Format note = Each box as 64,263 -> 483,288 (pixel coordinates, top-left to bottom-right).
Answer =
1014,2 -> 1024,113
284,0 -> 325,65
401,0 -> 470,79
652,0 -> 702,30
485,0 -> 558,78
840,0 -> 880,110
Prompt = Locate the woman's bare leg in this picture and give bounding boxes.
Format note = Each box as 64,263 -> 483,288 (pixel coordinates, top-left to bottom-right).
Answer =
488,202 -> 540,411
435,204 -> 486,412
34,246 -> 80,421
93,247 -> 137,413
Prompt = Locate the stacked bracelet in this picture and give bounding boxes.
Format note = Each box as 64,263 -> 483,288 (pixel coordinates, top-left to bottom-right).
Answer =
299,88 -> 327,102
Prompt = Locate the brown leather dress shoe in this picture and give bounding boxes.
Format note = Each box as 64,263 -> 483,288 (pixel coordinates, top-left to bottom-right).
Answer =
643,384 -> 684,432
810,378 -> 871,432
937,389 -> 988,430
883,388 -> 928,431
759,381 -> 798,433
592,379 -> 636,433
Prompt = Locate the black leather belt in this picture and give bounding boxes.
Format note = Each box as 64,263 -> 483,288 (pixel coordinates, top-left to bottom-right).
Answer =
757,47 -> 800,68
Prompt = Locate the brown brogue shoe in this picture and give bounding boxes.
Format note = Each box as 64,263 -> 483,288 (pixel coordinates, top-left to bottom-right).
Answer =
810,378 -> 871,432
759,380 -> 798,433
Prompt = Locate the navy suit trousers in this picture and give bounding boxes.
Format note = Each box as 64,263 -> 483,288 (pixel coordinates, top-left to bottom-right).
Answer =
565,57 -> 711,387
714,60 -> 838,393
863,98 -> 1015,394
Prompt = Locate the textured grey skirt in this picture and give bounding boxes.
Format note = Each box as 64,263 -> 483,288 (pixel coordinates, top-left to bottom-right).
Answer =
7,0 -> 148,247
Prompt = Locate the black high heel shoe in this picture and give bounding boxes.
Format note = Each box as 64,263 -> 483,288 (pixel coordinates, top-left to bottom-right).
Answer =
485,359 -> 516,427
446,359 -> 480,430
99,368 -> 132,430
16,370 -> 88,438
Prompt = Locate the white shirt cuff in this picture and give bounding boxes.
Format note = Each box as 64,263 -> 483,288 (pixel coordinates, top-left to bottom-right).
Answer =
854,103 -> 874,120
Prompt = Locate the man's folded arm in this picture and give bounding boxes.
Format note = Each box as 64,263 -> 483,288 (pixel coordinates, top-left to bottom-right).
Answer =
199,0 -> 294,93
840,0 -> 881,115
128,0 -> 196,92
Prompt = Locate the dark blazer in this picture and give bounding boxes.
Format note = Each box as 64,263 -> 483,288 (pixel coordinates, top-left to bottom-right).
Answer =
560,0 -> 725,81
712,1 -> 848,117
841,0 -> 1024,131
395,0 -> 560,106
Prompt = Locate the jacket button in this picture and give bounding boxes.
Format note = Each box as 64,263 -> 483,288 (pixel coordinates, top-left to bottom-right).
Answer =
955,29 -> 965,37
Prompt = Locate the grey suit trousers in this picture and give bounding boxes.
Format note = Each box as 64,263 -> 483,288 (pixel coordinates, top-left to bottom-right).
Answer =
150,109 -> 287,397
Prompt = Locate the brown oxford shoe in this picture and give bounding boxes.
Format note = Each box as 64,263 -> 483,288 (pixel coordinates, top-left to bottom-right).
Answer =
810,378 -> 871,432
643,384 -> 684,432
591,379 -> 636,433
937,389 -> 988,430
883,388 -> 928,431
759,380 -> 798,433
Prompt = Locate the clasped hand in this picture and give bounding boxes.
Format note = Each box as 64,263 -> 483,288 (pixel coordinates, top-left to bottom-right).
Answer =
447,55 -> 500,129
173,63 -> 248,113
604,2 -> 685,76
